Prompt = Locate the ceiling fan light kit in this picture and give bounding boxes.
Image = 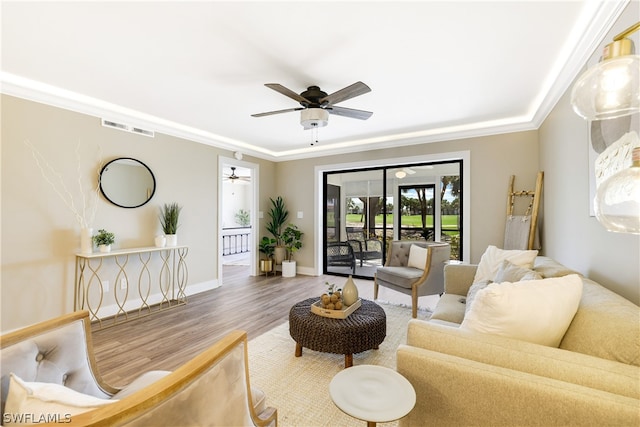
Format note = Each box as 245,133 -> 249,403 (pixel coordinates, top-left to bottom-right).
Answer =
300,108 -> 329,130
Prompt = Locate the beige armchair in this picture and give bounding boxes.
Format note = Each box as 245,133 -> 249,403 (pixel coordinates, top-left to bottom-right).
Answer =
1,311 -> 276,426
374,241 -> 450,318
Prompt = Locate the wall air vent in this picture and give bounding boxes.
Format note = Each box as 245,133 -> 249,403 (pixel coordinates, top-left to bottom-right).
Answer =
101,119 -> 155,138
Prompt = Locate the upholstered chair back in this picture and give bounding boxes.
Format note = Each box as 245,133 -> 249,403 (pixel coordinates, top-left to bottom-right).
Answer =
1,313 -> 112,418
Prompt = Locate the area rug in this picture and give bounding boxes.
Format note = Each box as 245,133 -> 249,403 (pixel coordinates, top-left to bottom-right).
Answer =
247,302 -> 425,427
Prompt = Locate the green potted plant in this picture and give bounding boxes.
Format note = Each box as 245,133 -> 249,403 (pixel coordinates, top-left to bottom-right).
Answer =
160,203 -> 182,246
281,224 -> 303,277
93,229 -> 115,253
266,196 -> 288,264
258,236 -> 276,275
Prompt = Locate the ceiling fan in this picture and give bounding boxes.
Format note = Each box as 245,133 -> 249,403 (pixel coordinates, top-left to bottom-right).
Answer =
223,167 -> 250,183
251,81 -> 373,129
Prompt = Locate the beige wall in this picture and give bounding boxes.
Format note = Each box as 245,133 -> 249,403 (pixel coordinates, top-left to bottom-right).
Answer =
538,3 -> 639,305
1,95 -> 232,331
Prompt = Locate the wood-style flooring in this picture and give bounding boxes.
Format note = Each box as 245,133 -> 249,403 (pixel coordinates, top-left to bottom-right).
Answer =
91,266 -> 378,387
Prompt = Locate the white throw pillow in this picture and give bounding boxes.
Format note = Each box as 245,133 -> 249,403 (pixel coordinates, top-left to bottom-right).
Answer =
460,274 -> 583,347
407,244 -> 428,269
4,373 -> 115,425
473,245 -> 538,283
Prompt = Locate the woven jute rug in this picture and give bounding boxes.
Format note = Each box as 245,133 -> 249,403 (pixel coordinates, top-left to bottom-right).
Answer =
248,301 -> 429,427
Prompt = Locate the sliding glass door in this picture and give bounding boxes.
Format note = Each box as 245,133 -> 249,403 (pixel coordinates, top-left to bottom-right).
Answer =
323,160 -> 462,280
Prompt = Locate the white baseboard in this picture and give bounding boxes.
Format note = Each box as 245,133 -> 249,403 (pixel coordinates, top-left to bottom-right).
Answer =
96,279 -> 220,319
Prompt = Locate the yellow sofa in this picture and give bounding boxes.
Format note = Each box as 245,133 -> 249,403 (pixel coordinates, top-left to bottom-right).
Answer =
397,257 -> 640,426
1,311 -> 276,426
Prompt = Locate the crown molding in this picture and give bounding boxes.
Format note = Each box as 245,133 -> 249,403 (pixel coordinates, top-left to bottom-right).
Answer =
0,0 -> 626,163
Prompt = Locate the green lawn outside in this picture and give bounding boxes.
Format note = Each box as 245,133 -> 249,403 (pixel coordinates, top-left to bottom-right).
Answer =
346,214 -> 459,230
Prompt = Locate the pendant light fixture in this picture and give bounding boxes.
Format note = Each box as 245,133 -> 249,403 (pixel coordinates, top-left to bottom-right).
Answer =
571,22 -> 639,120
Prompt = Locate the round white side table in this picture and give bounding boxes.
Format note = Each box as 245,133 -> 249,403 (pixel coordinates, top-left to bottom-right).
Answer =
329,365 -> 416,427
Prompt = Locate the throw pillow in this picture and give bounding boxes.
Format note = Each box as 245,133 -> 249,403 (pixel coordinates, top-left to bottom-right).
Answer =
4,373 -> 115,425
460,274 -> 583,347
494,260 -> 543,283
473,245 -> 538,283
465,279 -> 492,314
407,244 -> 428,269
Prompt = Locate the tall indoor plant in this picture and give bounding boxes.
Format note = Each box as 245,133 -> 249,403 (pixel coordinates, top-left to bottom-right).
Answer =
281,224 -> 303,277
266,196 -> 288,264
160,202 -> 182,246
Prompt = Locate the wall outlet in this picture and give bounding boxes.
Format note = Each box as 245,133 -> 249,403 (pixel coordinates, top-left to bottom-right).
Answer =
103,281 -> 109,293
120,278 -> 127,289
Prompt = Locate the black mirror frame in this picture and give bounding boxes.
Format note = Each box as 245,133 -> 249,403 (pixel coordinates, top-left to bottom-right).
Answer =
99,157 -> 156,208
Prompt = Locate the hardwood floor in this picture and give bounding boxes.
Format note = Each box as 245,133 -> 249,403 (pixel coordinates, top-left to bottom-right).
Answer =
91,266 -> 379,386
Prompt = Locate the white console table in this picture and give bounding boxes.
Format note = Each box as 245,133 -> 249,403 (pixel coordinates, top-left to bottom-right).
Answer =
74,245 -> 188,328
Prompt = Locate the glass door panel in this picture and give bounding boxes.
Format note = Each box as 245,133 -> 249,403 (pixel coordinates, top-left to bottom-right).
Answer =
323,160 -> 463,279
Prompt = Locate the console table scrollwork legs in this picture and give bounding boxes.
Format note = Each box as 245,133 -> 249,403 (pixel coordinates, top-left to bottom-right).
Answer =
74,246 -> 189,328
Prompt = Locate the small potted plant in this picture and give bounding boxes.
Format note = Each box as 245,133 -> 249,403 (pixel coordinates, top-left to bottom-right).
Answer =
93,229 -> 115,253
258,236 -> 276,275
281,224 -> 303,277
159,202 -> 182,246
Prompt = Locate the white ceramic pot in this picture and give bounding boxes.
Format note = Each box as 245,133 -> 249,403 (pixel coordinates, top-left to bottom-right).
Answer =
166,234 -> 178,246
282,260 -> 296,277
98,244 -> 111,253
155,235 -> 167,247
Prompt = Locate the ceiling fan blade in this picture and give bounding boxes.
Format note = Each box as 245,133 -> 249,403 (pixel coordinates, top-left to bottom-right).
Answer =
251,107 -> 303,117
327,105 -> 373,120
264,83 -> 310,104
320,81 -> 371,105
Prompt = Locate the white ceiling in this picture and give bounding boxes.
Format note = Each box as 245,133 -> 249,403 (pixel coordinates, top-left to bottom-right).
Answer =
0,1 -> 627,161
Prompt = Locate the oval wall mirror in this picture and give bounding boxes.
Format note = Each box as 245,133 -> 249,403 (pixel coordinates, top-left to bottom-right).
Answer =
100,158 -> 156,208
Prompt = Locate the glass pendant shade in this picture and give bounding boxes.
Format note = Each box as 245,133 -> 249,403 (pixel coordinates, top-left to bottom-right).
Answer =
571,55 -> 640,120
594,147 -> 640,234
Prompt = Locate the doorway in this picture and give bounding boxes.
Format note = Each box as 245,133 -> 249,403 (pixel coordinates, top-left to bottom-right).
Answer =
218,156 -> 259,284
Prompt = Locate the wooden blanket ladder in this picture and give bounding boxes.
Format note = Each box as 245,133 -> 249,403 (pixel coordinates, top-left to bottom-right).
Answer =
505,171 -> 544,250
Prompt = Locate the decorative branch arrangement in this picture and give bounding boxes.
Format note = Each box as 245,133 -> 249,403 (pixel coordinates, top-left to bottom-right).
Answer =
24,139 -> 102,229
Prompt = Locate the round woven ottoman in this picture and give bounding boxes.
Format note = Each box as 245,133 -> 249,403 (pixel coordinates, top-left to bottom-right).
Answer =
289,297 -> 386,368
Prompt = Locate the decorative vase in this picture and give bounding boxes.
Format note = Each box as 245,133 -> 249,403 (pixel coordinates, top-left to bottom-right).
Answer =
155,235 -> 167,248
166,234 -> 178,246
342,275 -> 359,306
80,227 -> 93,254
98,244 -> 111,253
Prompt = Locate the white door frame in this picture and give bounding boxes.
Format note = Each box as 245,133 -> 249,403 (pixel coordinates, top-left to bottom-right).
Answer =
218,156 -> 260,282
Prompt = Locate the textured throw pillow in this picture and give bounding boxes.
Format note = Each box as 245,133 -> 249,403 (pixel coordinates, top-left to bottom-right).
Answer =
460,274 -> 583,347
465,279 -> 492,314
4,373 -> 115,425
473,245 -> 538,283
407,244 -> 428,269
494,260 -> 543,283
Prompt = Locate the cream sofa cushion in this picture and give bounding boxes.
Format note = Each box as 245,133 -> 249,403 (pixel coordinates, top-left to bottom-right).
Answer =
4,374 -> 115,425
560,278 -> 640,366
461,274 -> 583,347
